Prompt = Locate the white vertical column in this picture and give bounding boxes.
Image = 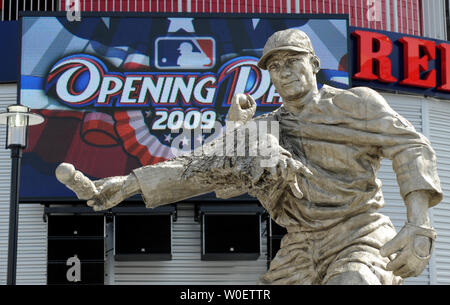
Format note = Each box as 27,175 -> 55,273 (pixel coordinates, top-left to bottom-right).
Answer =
379,0 -> 383,30
416,0 -> 420,35
393,0 -> 398,32
360,0 -> 364,28
405,0 -> 409,34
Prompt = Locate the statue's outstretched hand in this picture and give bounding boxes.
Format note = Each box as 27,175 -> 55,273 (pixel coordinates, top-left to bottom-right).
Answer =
86,176 -> 129,211
56,163 -> 139,211
380,222 -> 436,278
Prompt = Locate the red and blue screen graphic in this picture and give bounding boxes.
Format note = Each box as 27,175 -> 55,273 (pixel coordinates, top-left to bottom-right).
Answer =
19,15 -> 349,200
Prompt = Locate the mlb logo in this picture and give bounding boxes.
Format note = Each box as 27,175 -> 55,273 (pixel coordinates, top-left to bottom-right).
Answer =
155,37 -> 216,70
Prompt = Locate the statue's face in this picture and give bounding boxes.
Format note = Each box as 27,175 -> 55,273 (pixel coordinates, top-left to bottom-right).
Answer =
266,50 -> 319,102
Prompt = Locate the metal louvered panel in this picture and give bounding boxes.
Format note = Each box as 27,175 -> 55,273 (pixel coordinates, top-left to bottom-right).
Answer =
1,0 -> 60,21
428,99 -> 450,285
0,84 -> 47,285
15,204 -> 47,284
421,0 -> 447,39
0,83 -> 15,284
3,0 -> 423,35
377,92 -> 429,285
54,0 -> 420,34
113,203 -> 268,285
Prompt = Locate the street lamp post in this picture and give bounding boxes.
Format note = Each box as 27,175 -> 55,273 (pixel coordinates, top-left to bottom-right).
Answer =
0,105 -> 44,285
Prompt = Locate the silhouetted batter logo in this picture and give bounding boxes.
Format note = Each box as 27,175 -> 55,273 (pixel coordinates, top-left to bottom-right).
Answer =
155,37 -> 215,70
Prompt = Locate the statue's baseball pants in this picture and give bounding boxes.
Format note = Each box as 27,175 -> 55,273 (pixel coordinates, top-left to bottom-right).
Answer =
259,212 -> 403,285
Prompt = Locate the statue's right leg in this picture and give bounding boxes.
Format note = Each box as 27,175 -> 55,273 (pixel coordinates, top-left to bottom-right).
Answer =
258,232 -> 315,285
324,262 -> 382,285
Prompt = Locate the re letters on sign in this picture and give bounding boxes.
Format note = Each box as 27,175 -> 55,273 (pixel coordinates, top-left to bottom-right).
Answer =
352,30 -> 450,91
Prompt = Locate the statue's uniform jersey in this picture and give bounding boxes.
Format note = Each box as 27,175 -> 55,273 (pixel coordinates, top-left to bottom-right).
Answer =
253,85 -> 442,232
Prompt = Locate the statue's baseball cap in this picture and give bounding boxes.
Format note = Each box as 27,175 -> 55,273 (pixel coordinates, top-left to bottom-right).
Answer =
257,29 -> 316,70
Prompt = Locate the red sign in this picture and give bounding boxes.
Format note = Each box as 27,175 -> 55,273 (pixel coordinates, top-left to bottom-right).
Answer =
352,29 -> 450,94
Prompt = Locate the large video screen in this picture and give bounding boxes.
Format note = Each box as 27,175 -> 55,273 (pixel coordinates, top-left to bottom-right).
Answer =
19,13 -> 349,201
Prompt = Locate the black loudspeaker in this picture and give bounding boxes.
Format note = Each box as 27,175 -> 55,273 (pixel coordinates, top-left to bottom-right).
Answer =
114,215 -> 172,261
201,214 -> 261,260
47,215 -> 105,285
270,219 -> 287,261
48,215 -> 104,237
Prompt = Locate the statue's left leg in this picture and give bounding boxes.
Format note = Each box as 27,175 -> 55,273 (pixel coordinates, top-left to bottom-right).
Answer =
322,244 -> 403,285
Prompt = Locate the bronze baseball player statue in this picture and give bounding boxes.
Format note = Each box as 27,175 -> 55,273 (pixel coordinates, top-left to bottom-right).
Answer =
57,29 -> 442,285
